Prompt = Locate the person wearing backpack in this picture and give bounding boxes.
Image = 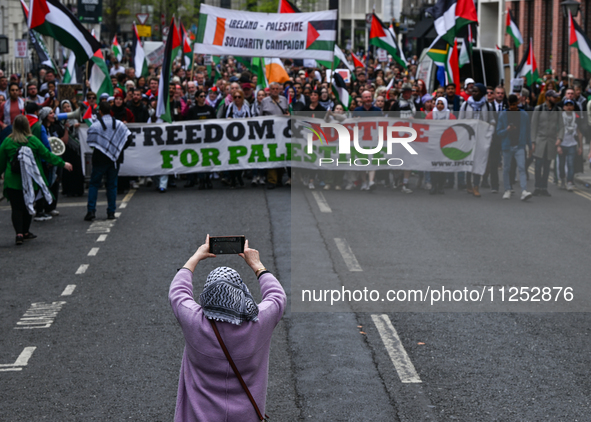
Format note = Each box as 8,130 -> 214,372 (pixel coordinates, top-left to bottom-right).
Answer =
0,115 -> 73,245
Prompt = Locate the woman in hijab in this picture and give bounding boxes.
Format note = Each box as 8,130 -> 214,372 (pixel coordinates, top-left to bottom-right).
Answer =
426,97 -> 456,195
169,235 -> 286,422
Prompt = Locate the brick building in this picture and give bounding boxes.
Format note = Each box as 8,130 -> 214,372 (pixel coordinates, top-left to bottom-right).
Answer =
506,0 -> 591,81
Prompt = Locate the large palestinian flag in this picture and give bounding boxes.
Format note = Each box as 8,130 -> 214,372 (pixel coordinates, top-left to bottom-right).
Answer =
515,39 -> 539,86
369,13 -> 407,68
569,11 -> 591,74
426,0 -> 478,45
132,23 -> 148,78
156,18 -> 181,123
505,8 -> 523,48
28,0 -> 101,66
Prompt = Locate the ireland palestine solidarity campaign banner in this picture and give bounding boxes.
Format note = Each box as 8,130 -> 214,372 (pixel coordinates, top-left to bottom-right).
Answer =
78,116 -> 493,176
195,4 -> 337,61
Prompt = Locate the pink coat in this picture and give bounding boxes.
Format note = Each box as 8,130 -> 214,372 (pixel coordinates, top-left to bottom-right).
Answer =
169,269 -> 286,422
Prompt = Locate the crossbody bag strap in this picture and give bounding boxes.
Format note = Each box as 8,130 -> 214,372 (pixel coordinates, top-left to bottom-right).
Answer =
209,319 -> 268,421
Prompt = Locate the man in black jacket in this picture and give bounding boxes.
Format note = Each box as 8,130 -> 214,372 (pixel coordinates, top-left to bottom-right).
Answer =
127,88 -> 150,123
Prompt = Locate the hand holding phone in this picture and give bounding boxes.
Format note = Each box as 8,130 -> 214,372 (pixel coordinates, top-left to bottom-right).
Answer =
209,236 -> 245,254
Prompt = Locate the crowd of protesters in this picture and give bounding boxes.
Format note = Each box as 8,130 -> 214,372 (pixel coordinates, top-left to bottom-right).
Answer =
2,45 -> 591,242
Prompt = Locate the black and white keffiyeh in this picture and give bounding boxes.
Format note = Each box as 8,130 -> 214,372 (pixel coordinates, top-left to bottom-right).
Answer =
87,115 -> 131,162
199,267 -> 259,325
19,146 -> 52,215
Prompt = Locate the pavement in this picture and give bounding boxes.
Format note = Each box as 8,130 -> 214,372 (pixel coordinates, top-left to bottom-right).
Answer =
2,168 -> 591,421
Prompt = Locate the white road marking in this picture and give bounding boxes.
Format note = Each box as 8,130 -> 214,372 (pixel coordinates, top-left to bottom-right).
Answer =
0,347 -> 37,371
61,285 -> 76,296
311,191 -> 332,213
87,220 -> 116,234
88,247 -> 99,256
0,201 -> 113,211
14,302 -> 67,330
371,314 -> 421,383
97,234 -> 107,242
114,212 -> 121,218
119,202 -> 128,209
334,238 -> 363,272
76,264 -> 89,274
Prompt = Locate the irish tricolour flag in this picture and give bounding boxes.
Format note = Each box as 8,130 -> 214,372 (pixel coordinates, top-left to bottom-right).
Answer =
505,8 -> 523,47
515,39 -> 539,86
28,0 -> 101,66
569,11 -> 591,74
369,12 -> 407,68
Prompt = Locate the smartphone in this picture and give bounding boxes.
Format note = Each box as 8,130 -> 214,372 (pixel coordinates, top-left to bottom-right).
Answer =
209,236 -> 246,254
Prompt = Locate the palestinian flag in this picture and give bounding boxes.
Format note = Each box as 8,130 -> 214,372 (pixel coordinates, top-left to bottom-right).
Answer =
351,52 -> 365,68
332,72 -> 350,111
515,39 -> 538,86
369,13 -> 407,68
447,40 -> 460,94
89,49 -> 113,97
82,104 -> 93,127
112,35 -> 122,61
63,49 -> 77,84
156,18 -> 181,123
181,23 -> 193,70
278,0 -> 301,13
505,8 -> 523,48
569,11 -> 591,74
28,0 -> 101,66
459,39 -> 470,67
305,19 -> 336,55
426,0 -> 478,45
132,23 -> 148,78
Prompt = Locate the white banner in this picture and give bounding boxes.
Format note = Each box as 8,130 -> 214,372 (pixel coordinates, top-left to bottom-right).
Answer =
291,116 -> 494,174
195,4 -> 337,61
79,116 -> 291,176
78,116 -> 493,176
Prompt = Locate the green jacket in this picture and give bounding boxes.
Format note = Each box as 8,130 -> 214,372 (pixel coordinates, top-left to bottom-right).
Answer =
0,135 -> 65,198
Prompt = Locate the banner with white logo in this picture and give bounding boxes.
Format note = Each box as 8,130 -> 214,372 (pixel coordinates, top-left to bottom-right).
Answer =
195,4 -> 337,61
291,116 -> 494,174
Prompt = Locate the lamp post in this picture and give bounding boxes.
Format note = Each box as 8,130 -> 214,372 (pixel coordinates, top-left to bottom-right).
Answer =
561,0 -> 581,80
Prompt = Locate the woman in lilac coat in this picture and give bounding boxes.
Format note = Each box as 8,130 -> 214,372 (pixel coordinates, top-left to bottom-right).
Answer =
169,235 -> 286,422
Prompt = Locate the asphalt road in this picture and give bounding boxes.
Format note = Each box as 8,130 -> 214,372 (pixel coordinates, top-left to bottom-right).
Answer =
1,172 -> 591,421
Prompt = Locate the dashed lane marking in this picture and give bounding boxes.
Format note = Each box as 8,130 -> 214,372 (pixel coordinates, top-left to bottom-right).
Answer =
88,247 -> 99,256
97,234 -> 107,242
0,347 -> 37,372
114,212 -> 121,218
75,264 -> 89,274
87,220 -> 116,234
311,191 -> 332,213
371,314 -> 422,383
334,238 -> 363,272
61,285 -> 76,296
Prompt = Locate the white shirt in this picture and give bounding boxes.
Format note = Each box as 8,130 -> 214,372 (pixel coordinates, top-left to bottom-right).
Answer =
110,65 -> 126,76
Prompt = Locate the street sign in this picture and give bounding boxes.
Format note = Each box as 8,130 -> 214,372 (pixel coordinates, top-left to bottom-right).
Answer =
15,39 -> 27,58
77,0 -> 103,24
136,13 -> 149,25
136,25 -> 152,38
